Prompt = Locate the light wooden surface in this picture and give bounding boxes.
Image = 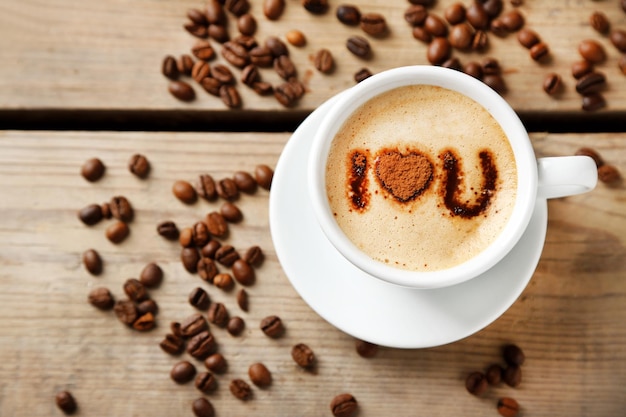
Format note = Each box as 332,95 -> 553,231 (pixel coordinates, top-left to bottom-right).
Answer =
0,131 -> 624,416
0,0 -> 625,113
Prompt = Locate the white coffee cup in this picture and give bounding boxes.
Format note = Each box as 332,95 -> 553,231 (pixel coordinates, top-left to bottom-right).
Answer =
308,66 -> 597,289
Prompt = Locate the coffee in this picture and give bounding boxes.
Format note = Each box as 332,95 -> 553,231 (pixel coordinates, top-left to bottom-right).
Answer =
325,84 -> 517,272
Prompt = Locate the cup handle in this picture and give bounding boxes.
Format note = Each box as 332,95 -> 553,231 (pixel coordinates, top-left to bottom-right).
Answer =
537,156 -> 598,200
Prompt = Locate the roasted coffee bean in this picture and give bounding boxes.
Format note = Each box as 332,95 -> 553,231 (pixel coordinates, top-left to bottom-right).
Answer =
222,41 -> 249,68
576,147 -> 604,168
582,92 -> 606,112
230,379 -> 253,400
249,362 -> 271,387
314,48 -> 334,73
218,202 -> 242,223
197,257 -> 219,283
330,393 -> 358,417
529,42 -> 549,61
196,174 -> 217,201
231,171 -> 256,193
127,154 -> 150,179
260,315 -> 284,338
572,60 -> 594,79
502,344 -> 525,366
292,343 -> 316,368
201,241 -> 221,260
227,316 -> 245,335
88,287 -> 114,310
497,397 -> 520,417
114,299 -> 138,326
360,13 -> 387,36
187,8 -> 208,25
206,0 -> 226,24
192,221 -> 211,247
205,353 -> 227,373
157,221 -> 179,241
355,339 -> 378,358
408,0 -> 434,5
234,37 -> 258,52
503,365 -> 522,387
274,55 -> 297,80
206,211 -> 229,237
543,73 -> 562,95
216,177 -> 239,200
263,0 -> 285,20
337,4 -> 361,25
188,330 -> 217,359
82,249 -> 102,275
444,3 -> 465,25
139,263 -> 162,290
610,29 -> 626,53
171,321 -> 183,338
579,39 -> 606,63
78,204 -> 103,226
179,228 -> 194,248
482,57 -> 501,75
106,221 -> 130,244
136,299 -> 158,316
483,0 -> 503,18
220,85 -> 242,109
472,30 -> 489,51
173,180 -> 197,204
243,246 -> 263,266
181,247 -> 200,273
232,259 -> 255,285
265,36 -> 289,57
466,2 -> 489,30
192,397 -> 215,417
100,202 -> 111,219
110,196 -> 133,222
237,13 -> 256,36
449,23 -> 474,50
501,10 -> 524,31
208,24 -> 229,43
346,36 -> 371,58
192,41 -> 216,61
424,14 -> 448,37
590,11 -> 610,34
240,64 -> 259,86
302,0 -> 328,14
181,313 -> 208,338
226,0 -> 250,15
192,60 -> 211,83
177,54 -> 195,76
254,164 -> 274,189
55,390 -> 77,415
208,302 -> 229,327
576,71 -> 606,94
133,312 -> 155,331
354,67 -> 373,83
598,164 -> 621,183
214,273 -> 234,290
184,22 -> 209,39
511,0 -> 523,5
189,287 -> 211,310
237,288 -> 249,311
464,61 -> 483,79
465,371 -> 488,395
195,371 -> 218,394
274,82 -> 298,107
123,278 -> 149,302
249,46 -> 274,67
483,74 -> 506,94
171,360 -> 196,384
517,28 -> 539,48
81,158 -> 105,182
490,18 -> 508,37
169,81 -> 195,101
427,37 -> 451,65
486,363 -> 504,385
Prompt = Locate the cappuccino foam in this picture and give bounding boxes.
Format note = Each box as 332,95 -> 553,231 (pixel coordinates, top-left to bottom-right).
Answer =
325,85 -> 517,272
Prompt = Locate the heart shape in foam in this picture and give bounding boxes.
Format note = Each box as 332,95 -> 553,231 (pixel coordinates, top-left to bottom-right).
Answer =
375,150 -> 434,202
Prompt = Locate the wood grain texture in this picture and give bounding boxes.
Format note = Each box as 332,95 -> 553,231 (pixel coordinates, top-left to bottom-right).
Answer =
0,131 -> 624,416
0,0 -> 625,113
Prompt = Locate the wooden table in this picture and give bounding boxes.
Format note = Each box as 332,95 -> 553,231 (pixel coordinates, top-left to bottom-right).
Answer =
0,1 -> 625,416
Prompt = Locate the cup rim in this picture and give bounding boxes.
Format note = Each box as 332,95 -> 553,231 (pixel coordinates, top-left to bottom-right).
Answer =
308,65 -> 537,289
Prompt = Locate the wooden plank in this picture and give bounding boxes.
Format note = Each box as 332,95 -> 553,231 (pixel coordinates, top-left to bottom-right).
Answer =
0,130 -> 624,416
0,1 -> 625,114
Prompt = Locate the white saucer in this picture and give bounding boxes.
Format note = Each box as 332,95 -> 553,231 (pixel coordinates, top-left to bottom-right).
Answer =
269,93 -> 548,349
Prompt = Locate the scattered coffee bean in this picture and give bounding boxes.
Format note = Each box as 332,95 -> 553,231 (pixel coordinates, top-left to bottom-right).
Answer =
485,363 -> 504,385
346,36 -> 371,58
213,272 -> 234,290
427,37 -> 452,64
123,278 -> 149,302
137,299 -> 158,316
232,259 -> 255,285
464,61 -> 484,79
189,287 -> 211,310
185,22 -> 209,39
337,4 -> 361,25
237,13 -> 256,36
88,287 -> 115,310
572,60 -> 594,79
181,247 -> 200,273
230,379 -> 253,400
529,42 -> 549,61
502,344 -> 525,366
100,202 -> 111,219
543,73 -> 562,95
82,249 -> 102,275
355,339 -> 378,358
302,0 -> 328,14
575,147 -> 604,168
78,204 -> 103,226
237,288 -> 249,311
177,55 -> 195,76
219,85 -> 242,109
242,245 -> 263,267
285,29 -> 306,47
160,333 -> 185,355
171,321 -> 183,337
582,92 -> 606,112
162,55 -> 179,79
501,10 -> 524,31
216,177 -> 239,200
222,41 -> 250,68
354,67 -> 373,83
260,315 -> 284,338
210,64 -> 234,84
263,0 -> 285,19
192,397 -> 215,417
172,180 -> 197,204
483,0 -> 503,18
497,397 -> 520,417
465,371 -> 488,396
187,8 -> 208,25
590,11 -> 610,34
191,60 -> 211,83
205,353 -> 228,374
274,55 -> 297,80
265,36 -> 289,57
195,372 -> 218,394
215,244 -> 240,266
579,39 -> 606,63
598,164 -> 621,183
274,82 -> 299,107
490,18 -> 508,37
466,2 -> 489,30
133,312 -> 155,331
171,360 -> 196,384
168,81 -> 195,101
314,48 -> 334,74
249,362 -> 272,387
517,28 -> 540,48
106,221 -> 130,244
195,174 -> 217,201
156,220 -> 179,241
114,299 -> 138,326
206,211 -> 229,237
110,196 -> 133,223
208,302 -> 229,327
330,393 -> 358,417
483,74 -> 506,94
206,0 -> 226,24
81,158 -> 105,182
250,46 -> 274,68
292,343 -> 315,368
576,71 -> 606,94
240,64 -> 260,86
503,365 -> 522,387
254,164 -> 274,189
181,313 -> 209,338
201,241 -> 221,259
227,316 -> 245,335
139,262 -> 163,288
179,227 -> 194,248
197,258 -> 218,283
361,12 -> 387,37
128,154 -> 150,178
55,390 -> 77,415
444,3 -> 465,25
192,221 -> 211,247
449,23 -> 474,50
187,330 -> 217,359
610,29 -> 626,53
472,30 -> 489,50
442,57 -> 462,71
424,14 -> 448,37
220,202 -> 243,223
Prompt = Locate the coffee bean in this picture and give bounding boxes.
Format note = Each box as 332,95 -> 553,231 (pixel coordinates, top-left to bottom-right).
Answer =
263,0 -> 285,19
237,288 -> 249,311
346,36 -> 371,58
179,227 -> 194,248
55,390 -> 77,415
184,21 -> 209,38
466,2 -> 489,30
283,30 -> 305,47
503,365 -> 522,387
302,0 -> 328,14
354,67 -> 373,83
408,0 -> 434,5
193,176 -> 216,203
465,371 -> 488,395
126,154 -> 150,179
254,164 -> 274,189
543,73 -> 562,95
330,393 -> 358,417
610,29 -> 626,53
88,287 -> 114,310
201,241 -> 221,259
191,60 -> 211,83
240,64 -> 260,86
241,246 -> 262,267
490,18 -> 508,37
197,257 -> 219,283
232,259 -> 255,285
137,299 -> 158,316
265,36 -> 289,57
133,312 -> 155,331
314,48 -> 334,73
181,247 -> 200,273
206,211 -> 228,237
171,321 -> 183,338
222,41 -> 250,68
483,74 -> 506,94
511,0 -> 523,5
177,55 -> 195,76
100,202 -> 111,219
123,278 -> 148,302
250,46 -> 274,67
576,71 -> 606,94
274,55 -> 297,80
186,8 -> 208,25
189,287 -> 211,310
517,28 -> 539,48
171,360 -> 196,384
206,0 -> 226,24
590,11 -> 610,34
274,82 -> 298,107
464,61 -> 483,79
237,13 -> 256,36
486,363 -> 504,385
110,196 -> 133,223
227,316 -> 245,335
218,202 -> 242,223
598,164 -> 621,183
582,92 -> 606,112
248,362 -> 271,387
529,42 -> 549,61
215,245 -> 239,266
181,313 -> 209,338
472,30 -> 489,51
208,24 -> 229,43
579,39 -> 606,63
81,158 -> 105,182
355,339 -> 378,358
360,12 -> 387,36
444,3 -> 465,25
260,315 -> 284,338
114,299 -> 138,326
572,60 -> 594,79
216,177 -> 239,200
424,14 -> 447,37
106,221 -> 130,244
208,302 -> 229,327
139,262 -> 163,288
497,397 -> 520,417
160,333 -> 185,355
619,55 -> 626,75
337,4 -> 361,25
169,81 -> 195,101
82,249 -> 102,275
173,180 -> 197,204
219,85 -> 242,109
78,204 -> 103,226
502,344 -> 525,366
230,379 -> 253,400
192,397 -> 215,417
449,23 -> 474,50
155,221 -> 179,241
226,0 -> 250,16
427,37 -> 451,65
501,10 -> 524,31
483,0 -> 503,18
481,57 -> 501,75
195,371 -> 218,394
292,343 -> 315,368
187,330 -> 217,359
212,271 -> 233,289
192,221 -> 210,247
